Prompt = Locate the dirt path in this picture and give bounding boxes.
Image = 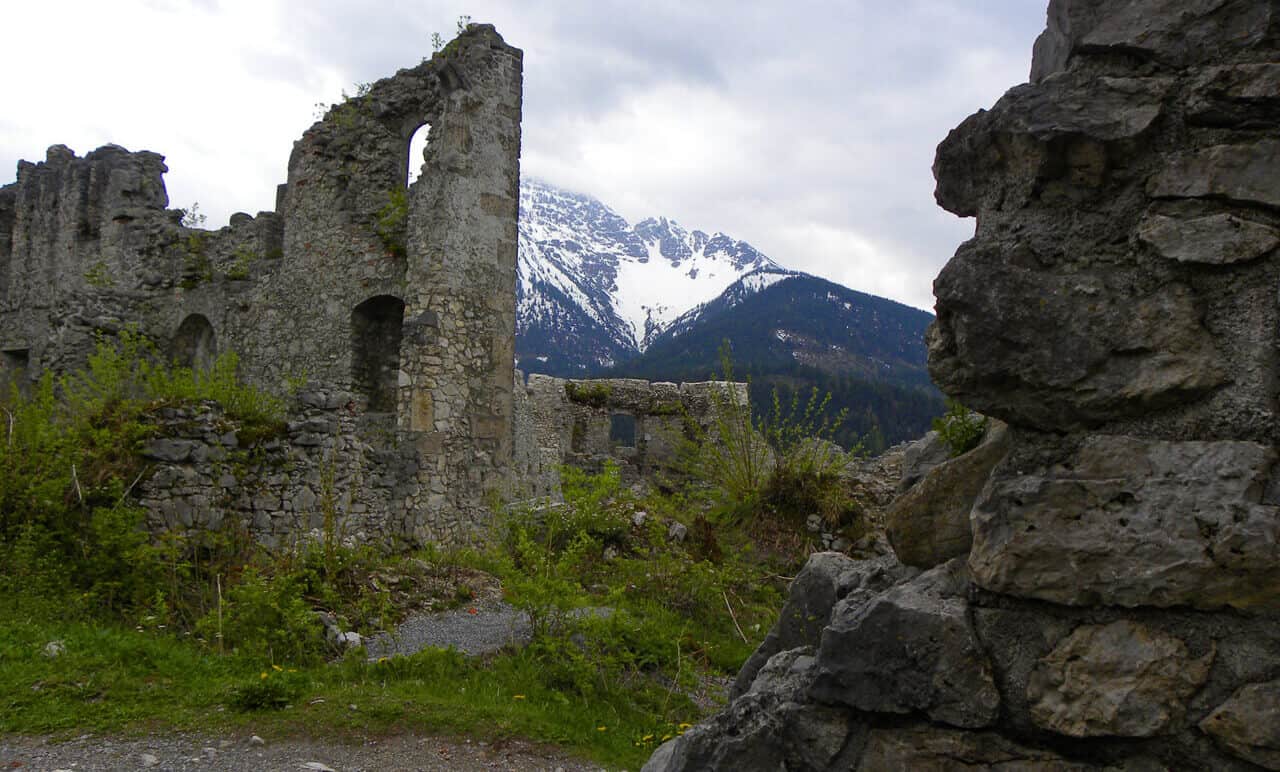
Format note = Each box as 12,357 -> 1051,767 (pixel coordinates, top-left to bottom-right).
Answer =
0,732 -> 607,771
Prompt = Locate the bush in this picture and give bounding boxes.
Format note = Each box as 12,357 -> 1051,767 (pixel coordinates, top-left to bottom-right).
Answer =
0,331 -> 285,621
685,344 -> 860,528
932,398 -> 987,457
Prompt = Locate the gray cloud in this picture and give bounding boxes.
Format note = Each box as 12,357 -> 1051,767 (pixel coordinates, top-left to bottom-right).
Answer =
0,0 -> 1049,310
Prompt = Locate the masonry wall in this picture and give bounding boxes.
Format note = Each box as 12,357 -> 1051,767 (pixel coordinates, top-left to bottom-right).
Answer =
0,25 -> 524,546
512,374 -> 748,499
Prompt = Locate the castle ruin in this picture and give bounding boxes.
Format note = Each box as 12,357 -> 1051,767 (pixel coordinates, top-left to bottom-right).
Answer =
0,25 -> 735,547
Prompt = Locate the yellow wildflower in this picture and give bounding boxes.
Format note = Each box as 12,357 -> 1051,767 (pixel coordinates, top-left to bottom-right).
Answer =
260,672 -> 268,679
272,664 -> 283,672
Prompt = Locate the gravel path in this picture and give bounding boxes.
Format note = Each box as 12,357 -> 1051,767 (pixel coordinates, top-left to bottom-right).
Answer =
0,732 -> 606,771
365,601 -> 532,659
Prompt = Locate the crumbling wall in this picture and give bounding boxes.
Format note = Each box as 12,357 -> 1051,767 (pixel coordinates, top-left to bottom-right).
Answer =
512,374 -> 747,498
646,2 -> 1280,770
136,393 -> 415,549
0,25 -> 523,547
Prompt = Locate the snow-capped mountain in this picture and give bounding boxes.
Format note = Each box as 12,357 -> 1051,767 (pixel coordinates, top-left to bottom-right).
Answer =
517,178 -> 782,374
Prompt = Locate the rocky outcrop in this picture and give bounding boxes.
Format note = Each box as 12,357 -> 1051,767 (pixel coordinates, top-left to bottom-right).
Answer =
646,1 -> 1280,769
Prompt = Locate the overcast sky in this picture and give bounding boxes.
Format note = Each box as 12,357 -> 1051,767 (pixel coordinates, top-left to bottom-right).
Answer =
0,1 -> 1048,312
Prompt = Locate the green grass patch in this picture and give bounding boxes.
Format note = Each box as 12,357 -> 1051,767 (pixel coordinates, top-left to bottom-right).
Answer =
0,337 -> 839,769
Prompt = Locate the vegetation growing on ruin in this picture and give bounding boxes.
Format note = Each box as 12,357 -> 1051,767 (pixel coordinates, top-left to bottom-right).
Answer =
225,245 -> 258,280
180,233 -> 213,289
375,188 -> 409,259
680,347 -> 863,536
0,338 -> 858,768
82,260 -> 115,288
932,397 -> 987,457
565,381 -> 612,407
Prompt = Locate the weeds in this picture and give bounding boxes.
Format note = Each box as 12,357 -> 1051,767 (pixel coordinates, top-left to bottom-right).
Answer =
0,335 -> 843,768
932,398 -> 987,457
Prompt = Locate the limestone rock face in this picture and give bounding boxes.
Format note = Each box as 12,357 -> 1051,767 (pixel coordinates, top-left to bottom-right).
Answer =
886,420 -> 1009,568
729,551 -> 916,699
642,647 -> 857,772
969,435 -> 1280,610
1200,680 -> 1280,769
856,725 -> 1094,772
1027,620 -> 1214,737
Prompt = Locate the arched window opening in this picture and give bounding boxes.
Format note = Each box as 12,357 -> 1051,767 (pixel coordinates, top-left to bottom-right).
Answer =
172,314 -> 217,372
351,295 -> 405,413
406,123 -> 432,186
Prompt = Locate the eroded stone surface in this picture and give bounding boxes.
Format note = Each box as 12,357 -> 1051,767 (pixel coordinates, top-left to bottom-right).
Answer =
856,725 -> 1093,772
1138,212 -> 1280,264
730,552 -> 917,699
1149,140 -> 1280,210
1028,620 -> 1214,737
810,560 -> 1000,729
1200,680 -> 1280,770
886,420 -> 1009,568
968,435 -> 1280,610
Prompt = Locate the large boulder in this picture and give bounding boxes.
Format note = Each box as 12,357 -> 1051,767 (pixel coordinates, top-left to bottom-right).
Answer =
885,420 -> 1009,568
643,648 -> 859,772
730,552 -> 916,699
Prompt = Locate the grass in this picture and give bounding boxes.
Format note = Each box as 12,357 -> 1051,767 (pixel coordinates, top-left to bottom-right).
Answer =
0,336 -> 845,770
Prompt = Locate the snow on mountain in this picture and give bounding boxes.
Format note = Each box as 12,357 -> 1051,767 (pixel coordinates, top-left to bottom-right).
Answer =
517,178 -> 784,374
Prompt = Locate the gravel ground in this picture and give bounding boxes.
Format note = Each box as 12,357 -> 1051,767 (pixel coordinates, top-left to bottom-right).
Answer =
0,732 -> 607,771
365,601 -> 532,659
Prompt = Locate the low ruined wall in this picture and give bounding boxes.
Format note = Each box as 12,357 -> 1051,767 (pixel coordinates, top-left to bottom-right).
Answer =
513,374 -> 746,499
136,390 -> 424,549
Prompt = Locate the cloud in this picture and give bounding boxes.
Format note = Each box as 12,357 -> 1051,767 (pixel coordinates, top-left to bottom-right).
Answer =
0,0 -> 1048,310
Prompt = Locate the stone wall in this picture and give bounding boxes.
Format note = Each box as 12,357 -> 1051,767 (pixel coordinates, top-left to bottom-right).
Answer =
0,25 -> 523,545
136,392 -> 417,549
646,1 -> 1280,770
512,373 -> 747,499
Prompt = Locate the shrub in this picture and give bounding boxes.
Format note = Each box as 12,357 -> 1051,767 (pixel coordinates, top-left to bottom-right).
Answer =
686,344 -> 860,528
0,331 -> 285,621
375,188 -> 408,259
932,398 -> 987,457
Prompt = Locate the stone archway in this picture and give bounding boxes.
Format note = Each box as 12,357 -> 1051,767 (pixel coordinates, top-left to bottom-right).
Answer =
172,314 -> 217,372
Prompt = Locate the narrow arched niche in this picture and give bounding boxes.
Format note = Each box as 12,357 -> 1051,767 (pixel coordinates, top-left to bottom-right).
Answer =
351,295 -> 405,413
172,314 -> 217,372
406,123 -> 432,186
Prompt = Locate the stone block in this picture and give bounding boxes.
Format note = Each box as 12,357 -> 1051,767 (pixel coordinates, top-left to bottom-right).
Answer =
1200,679 -> 1280,769
886,421 -> 1009,568
1027,620 -> 1214,737
1138,212 -> 1280,264
969,435 -> 1280,610
810,560 -> 1000,729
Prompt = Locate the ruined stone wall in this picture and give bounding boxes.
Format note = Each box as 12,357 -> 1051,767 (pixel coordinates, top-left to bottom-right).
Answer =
512,374 -> 747,499
0,25 -> 523,547
647,2 -> 1280,770
136,392 -> 415,549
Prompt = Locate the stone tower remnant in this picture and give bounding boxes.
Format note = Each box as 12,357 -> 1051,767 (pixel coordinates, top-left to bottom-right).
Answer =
0,25 -> 523,544
645,1 -> 1280,769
